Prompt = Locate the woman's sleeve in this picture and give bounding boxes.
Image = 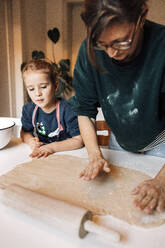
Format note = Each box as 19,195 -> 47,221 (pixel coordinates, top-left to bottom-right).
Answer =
159,72 -> 165,119
70,39 -> 99,119
21,103 -> 34,132
63,102 -> 81,138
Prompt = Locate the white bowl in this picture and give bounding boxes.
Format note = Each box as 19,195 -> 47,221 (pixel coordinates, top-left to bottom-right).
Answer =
0,118 -> 15,149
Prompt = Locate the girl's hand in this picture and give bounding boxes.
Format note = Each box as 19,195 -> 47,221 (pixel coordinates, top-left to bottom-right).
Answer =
132,178 -> 165,214
29,144 -> 54,159
28,137 -> 43,150
80,155 -> 111,181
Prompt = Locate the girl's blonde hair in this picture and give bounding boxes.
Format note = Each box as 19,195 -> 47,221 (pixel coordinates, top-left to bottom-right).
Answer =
22,59 -> 57,85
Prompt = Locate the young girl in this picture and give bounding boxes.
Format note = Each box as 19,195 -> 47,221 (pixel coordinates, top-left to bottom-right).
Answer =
21,59 -> 83,158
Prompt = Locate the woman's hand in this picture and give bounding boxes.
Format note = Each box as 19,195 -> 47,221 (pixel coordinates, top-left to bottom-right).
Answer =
78,116 -> 111,180
80,154 -> 111,180
30,144 -> 54,158
132,177 -> 165,214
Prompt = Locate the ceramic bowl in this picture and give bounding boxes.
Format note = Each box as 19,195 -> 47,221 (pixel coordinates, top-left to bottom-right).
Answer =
0,118 -> 15,149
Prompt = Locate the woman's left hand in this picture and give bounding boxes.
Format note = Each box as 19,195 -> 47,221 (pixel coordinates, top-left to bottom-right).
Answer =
132,177 -> 165,214
29,144 -> 54,158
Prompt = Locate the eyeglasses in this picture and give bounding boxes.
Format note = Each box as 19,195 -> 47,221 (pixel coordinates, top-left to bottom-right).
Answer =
94,15 -> 142,51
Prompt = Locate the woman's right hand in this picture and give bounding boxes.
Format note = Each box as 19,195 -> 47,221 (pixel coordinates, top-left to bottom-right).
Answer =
80,154 -> 111,181
78,116 -> 111,180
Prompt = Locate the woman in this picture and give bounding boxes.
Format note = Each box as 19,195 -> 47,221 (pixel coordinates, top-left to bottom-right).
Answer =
71,0 -> 165,214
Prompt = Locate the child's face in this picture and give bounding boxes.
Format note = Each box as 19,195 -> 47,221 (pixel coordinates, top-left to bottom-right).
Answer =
24,71 -> 57,112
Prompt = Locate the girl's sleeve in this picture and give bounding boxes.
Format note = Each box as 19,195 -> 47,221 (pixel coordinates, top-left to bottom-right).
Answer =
21,104 -> 34,132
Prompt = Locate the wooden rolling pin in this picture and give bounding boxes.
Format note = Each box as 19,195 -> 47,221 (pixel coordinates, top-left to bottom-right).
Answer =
2,184 -> 120,243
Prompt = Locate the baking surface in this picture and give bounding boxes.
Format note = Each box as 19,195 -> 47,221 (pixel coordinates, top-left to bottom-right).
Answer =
0,138 -> 165,248
1,154 -> 165,228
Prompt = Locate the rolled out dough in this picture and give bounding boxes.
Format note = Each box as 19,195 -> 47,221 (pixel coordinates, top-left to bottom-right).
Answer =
0,154 -> 165,227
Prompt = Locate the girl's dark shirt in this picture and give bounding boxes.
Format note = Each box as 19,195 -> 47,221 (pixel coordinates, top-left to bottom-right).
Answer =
21,99 -> 80,144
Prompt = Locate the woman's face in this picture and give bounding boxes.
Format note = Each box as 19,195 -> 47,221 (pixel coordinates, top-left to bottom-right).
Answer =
97,20 -> 143,62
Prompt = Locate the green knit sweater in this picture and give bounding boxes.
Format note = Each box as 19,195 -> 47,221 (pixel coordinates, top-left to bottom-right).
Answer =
71,20 -> 165,152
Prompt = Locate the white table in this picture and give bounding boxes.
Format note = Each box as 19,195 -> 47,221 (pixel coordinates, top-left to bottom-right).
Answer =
0,138 -> 165,248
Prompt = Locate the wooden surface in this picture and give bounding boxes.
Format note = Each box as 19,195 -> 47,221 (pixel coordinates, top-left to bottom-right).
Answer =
1,138 -> 165,248
0,154 -> 165,228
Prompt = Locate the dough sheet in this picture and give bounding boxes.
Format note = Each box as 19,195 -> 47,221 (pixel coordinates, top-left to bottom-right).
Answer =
0,154 -> 165,227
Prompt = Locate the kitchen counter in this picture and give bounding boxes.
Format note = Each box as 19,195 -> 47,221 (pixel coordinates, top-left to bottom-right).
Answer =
0,138 -> 165,248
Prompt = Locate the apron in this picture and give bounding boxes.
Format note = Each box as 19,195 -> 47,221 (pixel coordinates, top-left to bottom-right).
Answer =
32,100 -> 64,138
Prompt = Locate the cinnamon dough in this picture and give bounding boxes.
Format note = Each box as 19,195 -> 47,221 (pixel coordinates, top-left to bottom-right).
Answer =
0,154 -> 165,227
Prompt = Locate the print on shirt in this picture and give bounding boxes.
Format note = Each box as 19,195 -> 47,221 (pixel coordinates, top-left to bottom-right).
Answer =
36,121 -> 60,138
48,128 -> 60,137
36,122 -> 46,135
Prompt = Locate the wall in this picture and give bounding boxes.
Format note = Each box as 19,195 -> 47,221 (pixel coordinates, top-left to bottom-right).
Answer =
148,0 -> 165,25
21,0 -> 47,62
45,0 -> 64,63
45,0 -> 85,69
21,0 -> 47,103
70,2 -> 86,73
0,1 -> 11,116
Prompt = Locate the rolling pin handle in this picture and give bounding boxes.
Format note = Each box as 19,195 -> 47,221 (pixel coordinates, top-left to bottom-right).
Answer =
84,220 -> 120,243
